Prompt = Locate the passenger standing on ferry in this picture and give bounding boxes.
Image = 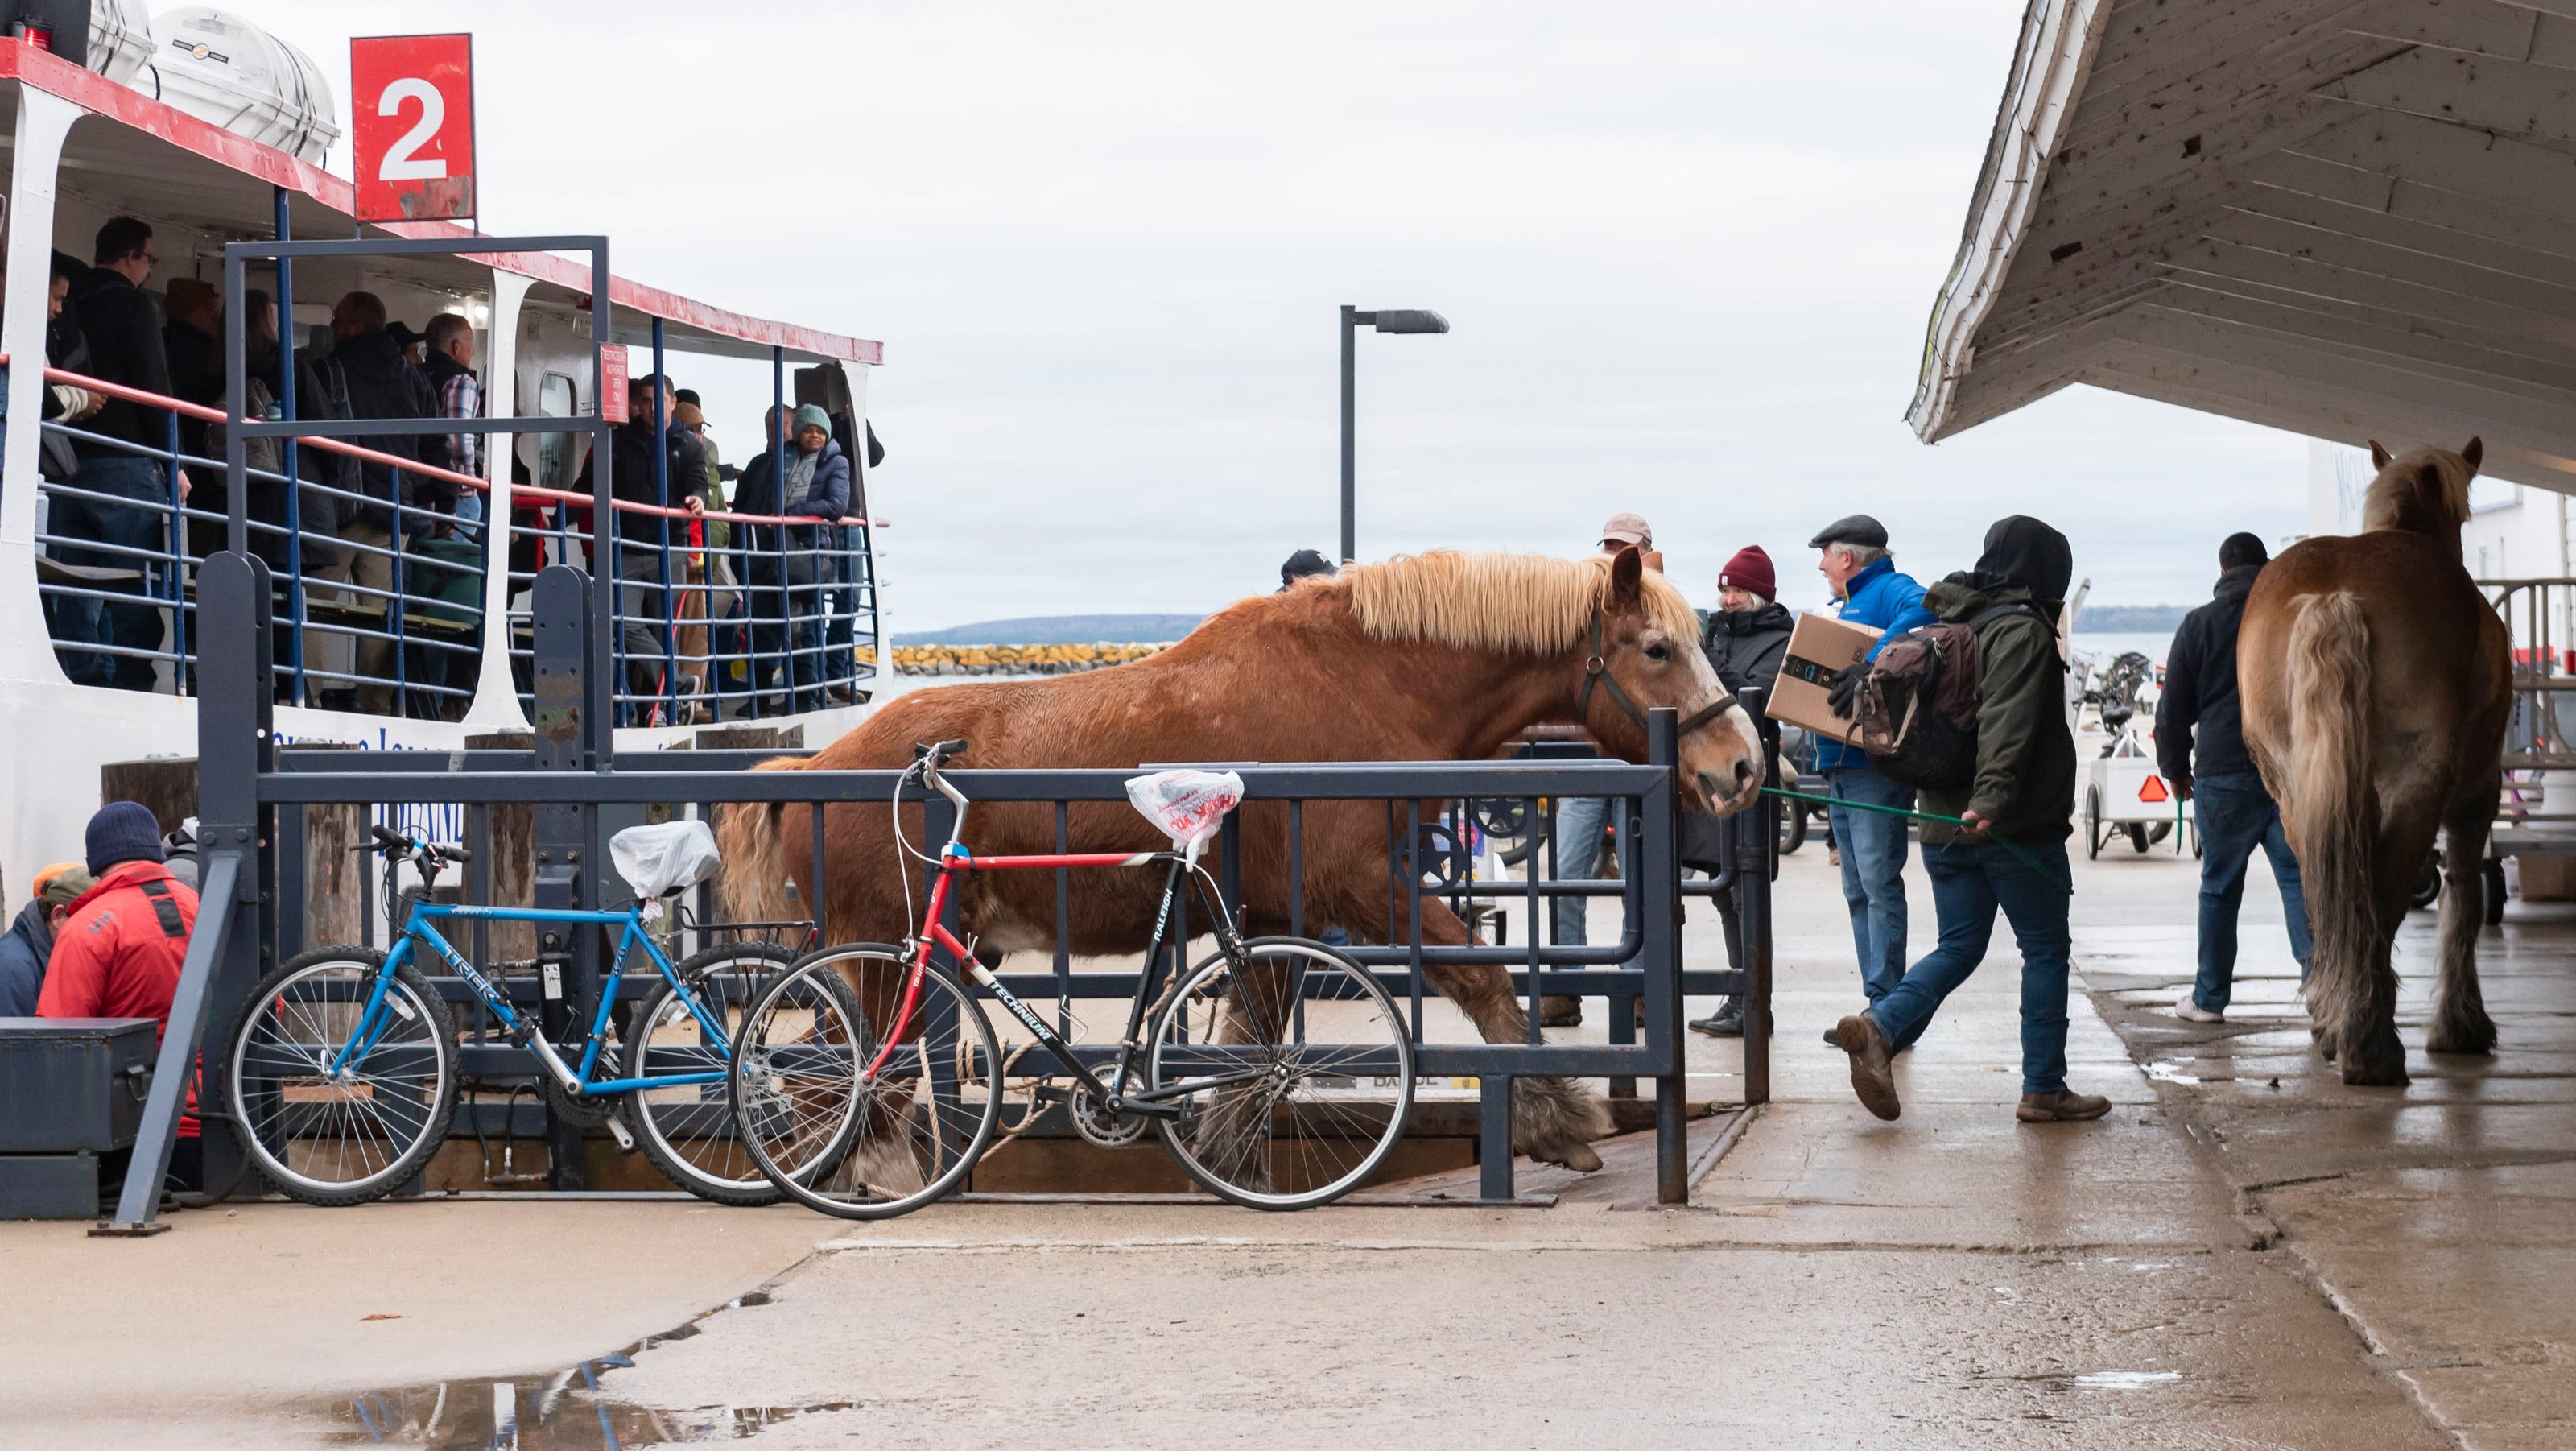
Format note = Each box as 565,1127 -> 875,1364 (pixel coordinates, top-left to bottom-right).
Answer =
730,406 -> 800,708
238,289 -> 350,580
55,217 -> 184,692
576,374 -> 704,719
316,291 -> 436,713
420,313 -> 482,539
162,278 -> 225,556
819,417 -> 882,706
37,250 -> 103,486
1810,514 -> 1937,1017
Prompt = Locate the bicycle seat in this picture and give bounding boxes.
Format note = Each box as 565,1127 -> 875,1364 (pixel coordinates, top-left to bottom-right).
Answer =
1124,769 -> 1245,854
610,820 -> 723,901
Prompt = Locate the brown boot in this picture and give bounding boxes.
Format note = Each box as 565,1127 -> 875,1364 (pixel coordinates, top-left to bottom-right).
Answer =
1538,995 -> 1583,1027
2016,1089 -> 2111,1123
1836,1013 -> 1900,1121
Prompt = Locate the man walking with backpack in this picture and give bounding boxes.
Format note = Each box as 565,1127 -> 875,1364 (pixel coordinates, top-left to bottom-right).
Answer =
1834,516 -> 2110,1125
1810,515 -> 1937,1013
2157,532 -> 2310,1023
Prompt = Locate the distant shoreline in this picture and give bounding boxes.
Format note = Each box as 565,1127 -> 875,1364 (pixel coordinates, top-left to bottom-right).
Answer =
2073,605 -> 2189,632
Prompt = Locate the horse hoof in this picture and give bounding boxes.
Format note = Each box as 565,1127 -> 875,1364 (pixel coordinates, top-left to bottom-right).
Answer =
2427,1019 -> 2498,1056
1538,995 -> 1583,1028
2339,1048 -> 2410,1088
1541,1141 -> 1603,1173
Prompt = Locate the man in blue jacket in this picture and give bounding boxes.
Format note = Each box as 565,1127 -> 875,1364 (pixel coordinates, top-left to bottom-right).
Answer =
1810,515 -> 1937,1011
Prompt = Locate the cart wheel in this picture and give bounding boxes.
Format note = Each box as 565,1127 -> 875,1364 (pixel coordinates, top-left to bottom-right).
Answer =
2127,822 -> 2151,854
2189,821 -> 2202,860
2409,852 -> 2442,911
1779,803 -> 1807,855
2484,859 -> 2507,925
2084,788 -> 2104,860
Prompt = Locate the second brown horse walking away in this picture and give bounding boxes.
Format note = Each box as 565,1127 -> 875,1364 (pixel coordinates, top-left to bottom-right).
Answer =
720,547 -> 1764,1171
2239,439 -> 2510,1086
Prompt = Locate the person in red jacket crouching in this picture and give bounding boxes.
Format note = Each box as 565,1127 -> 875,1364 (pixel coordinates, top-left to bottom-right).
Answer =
39,800 -> 201,1193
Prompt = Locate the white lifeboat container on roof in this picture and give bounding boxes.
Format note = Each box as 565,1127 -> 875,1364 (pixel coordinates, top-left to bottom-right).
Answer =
84,0 -> 152,85
143,7 -> 338,164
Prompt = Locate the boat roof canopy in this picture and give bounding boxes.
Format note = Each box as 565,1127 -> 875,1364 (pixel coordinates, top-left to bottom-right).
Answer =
6,44 -> 878,367
1910,0 -> 2576,493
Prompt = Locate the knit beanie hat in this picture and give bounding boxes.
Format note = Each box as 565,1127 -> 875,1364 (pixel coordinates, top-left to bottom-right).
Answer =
2219,531 -> 2268,569
1719,545 -> 1777,602
85,801 -> 166,876
794,403 -> 832,436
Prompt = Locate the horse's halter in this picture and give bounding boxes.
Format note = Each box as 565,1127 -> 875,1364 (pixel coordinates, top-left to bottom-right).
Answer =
1576,610 -> 1740,742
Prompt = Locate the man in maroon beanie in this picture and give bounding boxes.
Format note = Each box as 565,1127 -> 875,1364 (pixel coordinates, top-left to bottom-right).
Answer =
1689,546 -> 1793,1036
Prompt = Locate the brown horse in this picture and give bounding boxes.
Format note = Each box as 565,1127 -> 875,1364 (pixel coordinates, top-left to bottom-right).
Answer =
2239,438 -> 2511,1086
719,547 -> 1764,1170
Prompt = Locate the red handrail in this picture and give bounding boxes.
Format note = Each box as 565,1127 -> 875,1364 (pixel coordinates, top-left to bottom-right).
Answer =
35,363 -> 887,529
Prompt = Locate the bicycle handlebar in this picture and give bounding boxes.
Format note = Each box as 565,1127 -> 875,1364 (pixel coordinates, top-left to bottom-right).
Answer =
357,825 -> 471,862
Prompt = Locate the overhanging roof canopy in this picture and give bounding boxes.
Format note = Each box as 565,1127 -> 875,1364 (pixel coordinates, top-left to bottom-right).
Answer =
1911,0 -> 2576,492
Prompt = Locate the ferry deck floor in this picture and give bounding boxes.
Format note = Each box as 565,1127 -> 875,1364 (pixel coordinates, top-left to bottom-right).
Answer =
4,811 -> 2570,1448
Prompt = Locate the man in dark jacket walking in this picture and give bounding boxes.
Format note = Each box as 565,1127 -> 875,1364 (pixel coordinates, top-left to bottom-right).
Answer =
1835,516 -> 2110,1126
2157,532 -> 2309,1023
53,217 -> 181,692
1690,545 -> 1792,1036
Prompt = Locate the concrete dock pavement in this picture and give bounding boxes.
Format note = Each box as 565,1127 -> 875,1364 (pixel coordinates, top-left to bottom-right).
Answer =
0,804 -> 2564,1446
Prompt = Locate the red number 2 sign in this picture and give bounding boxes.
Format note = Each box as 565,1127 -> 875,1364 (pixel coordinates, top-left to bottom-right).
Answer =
350,34 -> 477,223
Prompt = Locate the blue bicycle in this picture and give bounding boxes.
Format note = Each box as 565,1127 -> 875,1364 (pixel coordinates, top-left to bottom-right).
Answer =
222,823 -> 859,1206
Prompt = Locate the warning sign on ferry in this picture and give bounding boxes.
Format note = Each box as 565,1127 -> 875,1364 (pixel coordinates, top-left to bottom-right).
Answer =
350,34 -> 477,223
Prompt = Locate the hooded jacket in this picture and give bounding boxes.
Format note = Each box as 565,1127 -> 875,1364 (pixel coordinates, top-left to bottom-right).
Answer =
36,859 -> 201,1134
2153,563 -> 2264,785
1918,516 -> 2076,845
0,897 -> 57,1017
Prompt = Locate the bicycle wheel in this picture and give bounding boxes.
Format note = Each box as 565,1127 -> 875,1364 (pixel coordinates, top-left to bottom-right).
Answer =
730,945 -> 1003,1221
622,940 -> 811,1205
1148,936 -> 1415,1210
225,946 -> 460,1206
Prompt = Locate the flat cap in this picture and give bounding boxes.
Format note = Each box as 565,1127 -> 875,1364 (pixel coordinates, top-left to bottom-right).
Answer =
1807,514 -> 1888,551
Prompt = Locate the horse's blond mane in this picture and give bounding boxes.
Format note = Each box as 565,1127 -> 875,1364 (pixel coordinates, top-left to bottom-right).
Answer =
2362,445 -> 2475,535
1331,550 -> 1702,655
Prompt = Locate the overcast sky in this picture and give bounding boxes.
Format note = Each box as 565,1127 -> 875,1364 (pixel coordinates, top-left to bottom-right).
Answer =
252,0 -> 2310,629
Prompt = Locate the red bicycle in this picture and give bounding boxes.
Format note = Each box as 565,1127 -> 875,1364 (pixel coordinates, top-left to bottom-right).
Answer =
726,738 -> 1417,1217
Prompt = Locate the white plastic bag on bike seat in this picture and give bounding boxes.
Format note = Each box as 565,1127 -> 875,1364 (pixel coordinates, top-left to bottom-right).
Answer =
611,820 -> 724,902
1124,769 -> 1244,862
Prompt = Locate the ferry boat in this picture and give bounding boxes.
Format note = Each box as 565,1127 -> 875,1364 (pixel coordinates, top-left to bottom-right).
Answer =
0,19 -> 887,887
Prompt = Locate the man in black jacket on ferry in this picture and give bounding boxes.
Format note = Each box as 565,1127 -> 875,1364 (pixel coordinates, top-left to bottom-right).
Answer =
2156,532 -> 2310,1024
53,217 -> 181,692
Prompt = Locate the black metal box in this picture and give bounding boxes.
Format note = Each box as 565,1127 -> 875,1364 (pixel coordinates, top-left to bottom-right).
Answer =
0,1018 -> 158,1153
0,1152 -> 101,1219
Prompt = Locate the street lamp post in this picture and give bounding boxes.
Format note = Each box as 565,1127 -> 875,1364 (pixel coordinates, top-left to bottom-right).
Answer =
1340,304 -> 1449,563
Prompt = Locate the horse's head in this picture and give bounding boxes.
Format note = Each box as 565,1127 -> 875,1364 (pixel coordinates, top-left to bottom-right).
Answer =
2363,436 -> 2483,536
1582,547 -> 1765,816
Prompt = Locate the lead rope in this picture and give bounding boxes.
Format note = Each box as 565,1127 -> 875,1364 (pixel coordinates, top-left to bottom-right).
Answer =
1761,786 -> 2074,895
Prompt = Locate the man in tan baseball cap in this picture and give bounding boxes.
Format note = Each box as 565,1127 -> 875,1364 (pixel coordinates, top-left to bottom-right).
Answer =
1597,512 -> 1665,573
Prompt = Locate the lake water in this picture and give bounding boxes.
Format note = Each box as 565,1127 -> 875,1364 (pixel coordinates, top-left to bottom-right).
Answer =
2072,630 -> 2177,667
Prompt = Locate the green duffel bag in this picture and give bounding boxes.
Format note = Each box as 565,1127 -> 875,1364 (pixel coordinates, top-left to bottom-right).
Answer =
406,535 -> 487,628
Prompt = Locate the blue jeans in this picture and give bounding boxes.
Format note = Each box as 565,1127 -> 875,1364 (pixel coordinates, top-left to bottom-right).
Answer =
48,455 -> 171,691
2191,771 -> 2311,1012
1827,767 -> 1913,1001
1551,795 -> 1610,946
1867,836 -> 2072,1095
451,490 -> 484,543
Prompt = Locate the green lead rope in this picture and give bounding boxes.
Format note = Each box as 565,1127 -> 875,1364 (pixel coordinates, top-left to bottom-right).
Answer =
1760,786 -> 2074,896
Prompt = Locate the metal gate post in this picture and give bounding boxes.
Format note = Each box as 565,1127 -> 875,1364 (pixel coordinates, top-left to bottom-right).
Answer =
1740,693 -> 1776,1106
99,552 -> 275,1234
529,564 -> 603,1188
1644,709 -> 1686,1205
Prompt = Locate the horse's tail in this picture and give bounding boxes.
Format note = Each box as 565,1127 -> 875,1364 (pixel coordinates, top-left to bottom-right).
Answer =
716,756 -> 812,924
2284,590 -> 2377,1045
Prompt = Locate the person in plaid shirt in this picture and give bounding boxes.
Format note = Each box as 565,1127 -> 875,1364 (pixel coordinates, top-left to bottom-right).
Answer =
421,312 -> 482,537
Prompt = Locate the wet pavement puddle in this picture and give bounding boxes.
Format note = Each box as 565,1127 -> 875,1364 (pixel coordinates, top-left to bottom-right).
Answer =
332,1293 -> 854,1448
2067,1370 -> 2182,1391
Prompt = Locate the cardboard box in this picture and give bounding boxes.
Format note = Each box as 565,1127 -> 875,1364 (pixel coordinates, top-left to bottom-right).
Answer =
1766,612 -> 1882,746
